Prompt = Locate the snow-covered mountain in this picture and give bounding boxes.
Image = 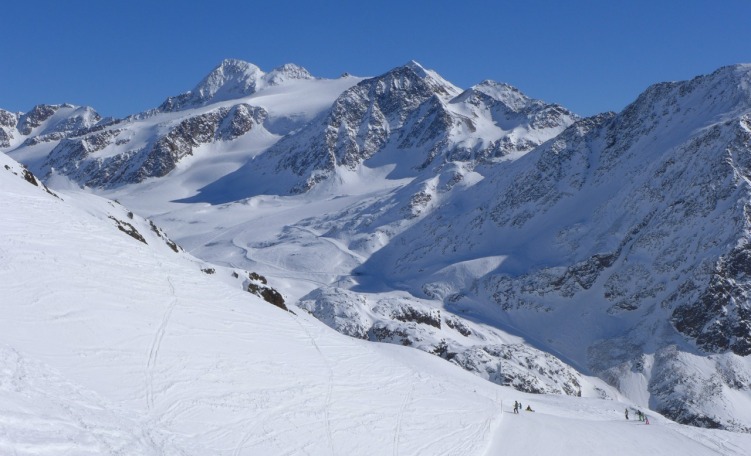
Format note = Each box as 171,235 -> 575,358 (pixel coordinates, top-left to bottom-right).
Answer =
353,64 -> 751,430
9,151 -> 751,454
158,59 -> 315,112
3,60 -> 362,191
193,60 -> 577,198
4,59 -> 751,436
4,59 -> 575,199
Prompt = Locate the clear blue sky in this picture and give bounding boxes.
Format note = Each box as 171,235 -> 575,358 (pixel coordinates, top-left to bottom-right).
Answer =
2,0 -> 750,118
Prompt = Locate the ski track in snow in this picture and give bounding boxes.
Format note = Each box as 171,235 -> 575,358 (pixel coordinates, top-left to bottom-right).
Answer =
291,314 -> 336,456
231,235 -> 334,288
231,313 -> 336,456
392,381 -> 415,456
146,274 -> 178,411
290,224 -> 367,263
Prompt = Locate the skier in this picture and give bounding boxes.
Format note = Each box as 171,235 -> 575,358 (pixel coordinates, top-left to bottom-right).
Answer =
644,414 -> 650,425
625,408 -> 629,420
513,401 -> 519,414
525,405 -> 534,412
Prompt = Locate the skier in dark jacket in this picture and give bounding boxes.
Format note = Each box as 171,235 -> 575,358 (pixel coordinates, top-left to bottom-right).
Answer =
625,408 -> 629,420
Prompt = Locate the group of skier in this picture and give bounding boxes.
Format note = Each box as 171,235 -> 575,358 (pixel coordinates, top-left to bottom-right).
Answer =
625,408 -> 649,424
512,402 -> 649,424
511,401 -> 649,424
512,401 -> 533,414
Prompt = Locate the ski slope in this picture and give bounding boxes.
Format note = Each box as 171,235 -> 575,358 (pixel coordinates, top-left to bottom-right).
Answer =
2,152 -> 751,454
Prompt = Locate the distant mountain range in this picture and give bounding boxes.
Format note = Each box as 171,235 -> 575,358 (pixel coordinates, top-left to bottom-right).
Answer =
4,59 -> 751,432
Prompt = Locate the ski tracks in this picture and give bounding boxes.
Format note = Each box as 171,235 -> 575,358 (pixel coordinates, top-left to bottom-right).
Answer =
392,382 -> 415,456
233,315 -> 336,456
146,276 -> 178,411
294,316 -> 336,456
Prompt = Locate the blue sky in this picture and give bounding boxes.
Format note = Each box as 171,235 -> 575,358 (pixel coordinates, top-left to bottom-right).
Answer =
2,0 -> 750,118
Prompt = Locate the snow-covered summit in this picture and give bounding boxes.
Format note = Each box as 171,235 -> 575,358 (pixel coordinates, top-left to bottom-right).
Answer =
401,60 -> 461,98
377,59 -> 462,101
610,63 -> 751,146
158,59 -> 316,112
264,62 -> 314,85
194,58 -> 264,98
460,80 -> 541,112
17,103 -> 101,137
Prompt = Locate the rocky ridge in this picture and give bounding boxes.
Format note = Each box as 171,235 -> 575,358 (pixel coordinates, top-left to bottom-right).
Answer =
351,64 -> 751,430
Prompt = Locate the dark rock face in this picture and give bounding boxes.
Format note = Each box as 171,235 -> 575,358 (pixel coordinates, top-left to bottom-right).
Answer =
0,130 -> 11,148
108,216 -> 147,244
44,104 -> 267,187
16,104 -> 102,138
0,109 -> 17,129
268,62 -> 459,193
672,242 -> 751,356
148,220 -> 181,253
0,109 -> 18,147
17,105 -> 59,135
261,62 -> 576,195
132,105 -> 266,183
246,272 -> 287,311
385,303 -> 441,329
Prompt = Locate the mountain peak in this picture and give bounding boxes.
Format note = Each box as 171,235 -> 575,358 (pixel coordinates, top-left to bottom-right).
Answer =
614,62 -> 751,137
402,60 -> 429,78
194,59 -> 264,100
376,60 -> 460,100
264,63 -> 314,85
471,80 -> 531,109
157,59 -> 265,112
158,60 -> 320,112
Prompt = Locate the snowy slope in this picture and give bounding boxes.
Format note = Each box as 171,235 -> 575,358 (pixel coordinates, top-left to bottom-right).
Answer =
0,151 -> 498,454
3,151 -> 751,455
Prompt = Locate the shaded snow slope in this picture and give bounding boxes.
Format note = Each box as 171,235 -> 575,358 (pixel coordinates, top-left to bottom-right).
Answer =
355,64 -> 751,430
3,151 -> 750,455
